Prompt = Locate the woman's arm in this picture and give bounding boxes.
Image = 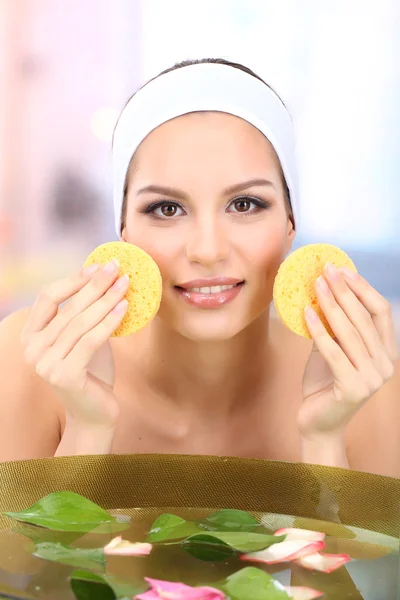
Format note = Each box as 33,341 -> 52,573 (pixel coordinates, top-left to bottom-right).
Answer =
298,266 -> 399,477
300,433 -> 349,469
55,414 -> 115,456
0,308 -> 62,461
299,360 -> 400,476
345,359 -> 400,478
0,307 -> 117,461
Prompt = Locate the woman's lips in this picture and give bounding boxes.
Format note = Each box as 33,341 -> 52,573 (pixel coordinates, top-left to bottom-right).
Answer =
175,281 -> 244,309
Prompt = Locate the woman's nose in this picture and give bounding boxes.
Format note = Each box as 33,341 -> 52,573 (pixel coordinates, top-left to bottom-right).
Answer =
185,218 -> 230,267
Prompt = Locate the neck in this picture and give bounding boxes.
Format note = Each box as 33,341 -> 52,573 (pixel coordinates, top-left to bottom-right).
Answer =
137,308 -> 274,414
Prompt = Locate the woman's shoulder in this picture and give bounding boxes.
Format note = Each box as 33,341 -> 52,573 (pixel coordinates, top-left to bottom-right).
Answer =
0,306 -> 34,363
0,307 -> 63,460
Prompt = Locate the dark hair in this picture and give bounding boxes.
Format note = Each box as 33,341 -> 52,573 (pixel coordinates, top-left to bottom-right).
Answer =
119,58 -> 293,235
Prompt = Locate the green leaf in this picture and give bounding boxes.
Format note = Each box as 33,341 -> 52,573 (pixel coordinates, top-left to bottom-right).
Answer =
220,567 -> 290,600
71,571 -> 116,600
10,522 -> 85,547
33,542 -> 105,571
184,531 -> 284,553
71,570 -> 144,600
146,513 -> 202,542
198,509 -> 262,532
182,534 -> 236,562
3,491 -> 130,533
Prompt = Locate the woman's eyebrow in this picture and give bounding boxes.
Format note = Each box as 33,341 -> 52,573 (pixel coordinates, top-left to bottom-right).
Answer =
136,178 -> 275,200
224,178 -> 276,195
136,185 -> 188,201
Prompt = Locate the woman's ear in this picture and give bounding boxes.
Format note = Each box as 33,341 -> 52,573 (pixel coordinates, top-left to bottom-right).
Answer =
285,215 -> 296,254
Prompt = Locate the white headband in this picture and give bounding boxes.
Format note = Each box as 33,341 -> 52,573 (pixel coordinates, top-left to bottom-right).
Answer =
113,62 -> 299,236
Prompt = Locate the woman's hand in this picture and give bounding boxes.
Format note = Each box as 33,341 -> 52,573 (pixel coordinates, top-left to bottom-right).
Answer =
298,263 -> 399,463
20,260 -> 129,433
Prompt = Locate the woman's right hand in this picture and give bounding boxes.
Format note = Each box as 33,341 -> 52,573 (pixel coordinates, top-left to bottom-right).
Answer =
20,259 -> 129,430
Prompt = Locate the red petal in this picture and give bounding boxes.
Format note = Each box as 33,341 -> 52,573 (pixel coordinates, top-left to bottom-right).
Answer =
294,552 -> 351,573
241,540 -> 325,565
274,528 -> 325,542
283,585 -> 324,599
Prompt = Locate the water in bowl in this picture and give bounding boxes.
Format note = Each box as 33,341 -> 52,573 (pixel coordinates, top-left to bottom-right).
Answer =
0,506 -> 397,600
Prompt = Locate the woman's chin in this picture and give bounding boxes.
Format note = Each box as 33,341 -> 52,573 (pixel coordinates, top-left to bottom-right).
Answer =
174,316 -> 248,343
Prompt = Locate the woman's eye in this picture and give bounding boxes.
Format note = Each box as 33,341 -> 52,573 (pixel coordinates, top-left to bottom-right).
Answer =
153,203 -> 183,217
232,198 -> 252,212
228,196 -> 267,214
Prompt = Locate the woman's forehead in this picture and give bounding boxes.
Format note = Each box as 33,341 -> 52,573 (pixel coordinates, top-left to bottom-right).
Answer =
131,112 -> 279,177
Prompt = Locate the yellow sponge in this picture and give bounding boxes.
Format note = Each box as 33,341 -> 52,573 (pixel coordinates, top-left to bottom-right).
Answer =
273,243 -> 357,338
83,242 -> 162,337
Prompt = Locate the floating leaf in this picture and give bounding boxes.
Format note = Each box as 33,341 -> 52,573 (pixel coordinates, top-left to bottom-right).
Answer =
198,510 -> 262,533
71,569 -> 145,600
146,513 -> 202,542
71,571 -> 116,600
10,521 -> 85,547
219,567 -> 290,600
184,532 -> 285,553
182,534 -> 236,562
3,492 -> 129,533
33,542 -> 105,570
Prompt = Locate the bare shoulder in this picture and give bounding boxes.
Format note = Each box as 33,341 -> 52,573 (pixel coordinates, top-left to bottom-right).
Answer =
0,307 -> 63,461
345,358 -> 400,478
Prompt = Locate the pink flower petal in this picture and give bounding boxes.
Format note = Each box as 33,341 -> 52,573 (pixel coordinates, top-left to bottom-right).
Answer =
294,551 -> 351,573
104,536 -> 152,556
241,540 -> 325,565
135,592 -> 160,600
135,578 -> 225,600
274,528 -> 325,543
283,585 -> 324,599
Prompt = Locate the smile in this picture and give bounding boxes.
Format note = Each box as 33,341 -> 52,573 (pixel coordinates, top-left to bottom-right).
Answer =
174,281 -> 244,309
186,284 -> 236,294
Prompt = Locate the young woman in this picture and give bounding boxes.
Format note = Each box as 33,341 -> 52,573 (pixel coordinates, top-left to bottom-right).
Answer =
0,59 -> 399,477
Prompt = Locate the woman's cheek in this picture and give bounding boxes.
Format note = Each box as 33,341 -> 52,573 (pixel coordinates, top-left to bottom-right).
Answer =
244,226 -> 287,275
130,234 -> 181,279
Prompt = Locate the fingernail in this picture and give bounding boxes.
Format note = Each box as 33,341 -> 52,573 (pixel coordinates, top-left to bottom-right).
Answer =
339,266 -> 357,280
324,262 -> 339,280
82,264 -> 100,276
113,299 -> 128,314
316,275 -> 330,294
112,274 -> 129,290
305,306 -> 319,323
103,258 -> 119,274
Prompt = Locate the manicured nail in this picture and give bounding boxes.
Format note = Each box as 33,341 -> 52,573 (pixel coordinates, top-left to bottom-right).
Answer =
103,258 -> 119,274
316,275 -> 330,294
339,266 -> 357,280
113,299 -> 128,314
112,274 -> 129,290
82,264 -> 100,276
305,306 -> 319,323
324,262 -> 339,280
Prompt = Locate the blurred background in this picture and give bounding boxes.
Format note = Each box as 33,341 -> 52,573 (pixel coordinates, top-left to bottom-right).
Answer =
0,0 -> 399,341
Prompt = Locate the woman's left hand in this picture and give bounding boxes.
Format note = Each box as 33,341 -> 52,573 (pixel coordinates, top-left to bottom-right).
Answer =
298,263 -> 399,449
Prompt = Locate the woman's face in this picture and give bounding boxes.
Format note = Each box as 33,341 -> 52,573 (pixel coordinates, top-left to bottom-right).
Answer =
122,111 -> 295,341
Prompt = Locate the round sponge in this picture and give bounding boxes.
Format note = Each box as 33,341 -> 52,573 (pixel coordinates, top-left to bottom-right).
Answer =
83,242 -> 162,337
273,243 -> 357,338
